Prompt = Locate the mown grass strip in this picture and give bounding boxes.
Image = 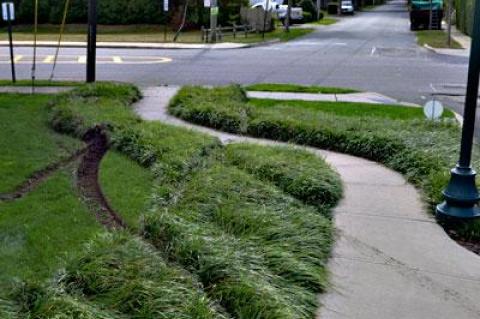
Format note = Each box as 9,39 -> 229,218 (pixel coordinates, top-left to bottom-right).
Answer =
249,98 -> 454,120
169,85 -> 480,240
245,83 -> 358,94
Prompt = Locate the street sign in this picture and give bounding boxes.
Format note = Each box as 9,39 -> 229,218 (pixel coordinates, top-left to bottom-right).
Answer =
2,2 -> 14,21
211,6 -> 219,16
163,0 -> 169,12
424,100 -> 444,120
204,0 -> 211,7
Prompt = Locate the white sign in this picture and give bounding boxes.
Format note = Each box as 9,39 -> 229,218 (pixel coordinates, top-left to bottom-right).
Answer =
424,100 -> 444,120
2,2 -> 14,21
163,0 -> 168,12
204,0 -> 211,7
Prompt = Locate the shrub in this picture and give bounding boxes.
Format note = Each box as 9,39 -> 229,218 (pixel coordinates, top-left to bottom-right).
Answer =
169,85 -> 480,240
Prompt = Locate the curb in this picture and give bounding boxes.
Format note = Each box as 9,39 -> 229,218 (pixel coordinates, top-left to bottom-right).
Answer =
423,43 -> 469,57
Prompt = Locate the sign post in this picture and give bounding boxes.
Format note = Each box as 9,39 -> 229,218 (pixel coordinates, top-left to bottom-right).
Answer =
2,2 -> 16,83
163,0 -> 169,42
209,0 -> 218,43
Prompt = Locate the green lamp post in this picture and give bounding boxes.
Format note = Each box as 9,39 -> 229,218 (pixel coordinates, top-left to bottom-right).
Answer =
437,0 -> 480,220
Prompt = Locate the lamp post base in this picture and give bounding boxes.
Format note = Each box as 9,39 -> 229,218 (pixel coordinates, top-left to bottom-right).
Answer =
436,166 -> 480,220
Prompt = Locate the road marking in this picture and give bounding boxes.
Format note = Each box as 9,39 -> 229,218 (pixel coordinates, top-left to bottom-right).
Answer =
0,55 -> 173,65
333,42 -> 347,46
43,55 -> 55,63
112,56 -> 123,64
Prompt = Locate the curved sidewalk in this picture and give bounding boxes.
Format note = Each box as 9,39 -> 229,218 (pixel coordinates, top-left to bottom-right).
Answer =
134,87 -> 480,319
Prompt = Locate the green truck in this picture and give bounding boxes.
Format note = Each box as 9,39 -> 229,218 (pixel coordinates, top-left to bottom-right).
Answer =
409,0 -> 444,30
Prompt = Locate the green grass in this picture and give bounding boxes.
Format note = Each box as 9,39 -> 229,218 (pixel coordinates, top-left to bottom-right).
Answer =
48,83 -> 342,318
10,233 -> 227,319
0,169 -> 102,283
2,83 -> 342,318
249,98 -> 453,120
0,94 -> 83,193
245,83 -> 358,94
309,11 -> 338,26
99,151 -> 155,230
225,143 -> 342,208
0,80 -> 80,87
0,24 -> 313,44
169,85 -> 480,240
144,164 -> 335,318
416,30 -> 463,49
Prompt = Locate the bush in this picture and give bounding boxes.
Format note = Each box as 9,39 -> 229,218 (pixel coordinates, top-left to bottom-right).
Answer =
225,143 -> 342,209
169,85 -> 480,240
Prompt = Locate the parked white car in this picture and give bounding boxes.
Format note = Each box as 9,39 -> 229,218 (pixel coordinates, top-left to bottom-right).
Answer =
340,0 -> 354,15
250,0 -> 304,23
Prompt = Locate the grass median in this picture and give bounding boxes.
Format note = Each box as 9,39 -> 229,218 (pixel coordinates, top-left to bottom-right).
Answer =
169,85 -> 480,241
2,83 -> 342,318
245,83 -> 358,94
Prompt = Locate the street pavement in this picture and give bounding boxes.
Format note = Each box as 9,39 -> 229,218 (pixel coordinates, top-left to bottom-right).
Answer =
0,0 -> 470,114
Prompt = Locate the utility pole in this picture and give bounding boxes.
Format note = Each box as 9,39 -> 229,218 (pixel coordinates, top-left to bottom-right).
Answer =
262,0 -> 270,39
285,0 -> 292,32
437,0 -> 480,221
209,0 -> 218,43
86,0 -> 97,83
317,0 -> 321,20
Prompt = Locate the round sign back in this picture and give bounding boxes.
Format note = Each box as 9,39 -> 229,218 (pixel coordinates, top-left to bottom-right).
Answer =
424,100 -> 444,120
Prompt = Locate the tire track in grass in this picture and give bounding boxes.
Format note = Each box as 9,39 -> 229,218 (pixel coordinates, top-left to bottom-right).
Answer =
0,149 -> 87,202
76,126 -> 126,230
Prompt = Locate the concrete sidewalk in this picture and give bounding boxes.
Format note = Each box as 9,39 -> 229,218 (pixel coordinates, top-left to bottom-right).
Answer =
135,86 -> 480,319
0,40 -> 277,50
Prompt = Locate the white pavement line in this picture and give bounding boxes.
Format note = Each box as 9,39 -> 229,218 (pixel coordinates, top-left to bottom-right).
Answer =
43,55 -> 55,64
134,87 -> 480,319
112,56 -> 123,64
78,56 -> 86,64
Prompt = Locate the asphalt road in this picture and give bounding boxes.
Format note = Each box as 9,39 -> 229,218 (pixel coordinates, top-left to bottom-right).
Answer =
0,0 -> 470,110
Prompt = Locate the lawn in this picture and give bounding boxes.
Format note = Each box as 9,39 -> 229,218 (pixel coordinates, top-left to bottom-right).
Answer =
416,30 -> 463,49
245,83 -> 358,94
0,24 -> 313,44
0,80 -> 80,87
249,98 -> 454,120
2,83 -> 342,318
169,85 -> 480,242
0,92 -> 155,284
0,94 -> 83,193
